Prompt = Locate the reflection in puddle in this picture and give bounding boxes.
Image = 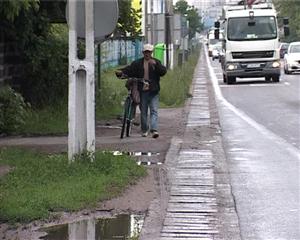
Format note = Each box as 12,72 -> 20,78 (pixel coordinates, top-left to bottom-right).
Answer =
40,214 -> 144,240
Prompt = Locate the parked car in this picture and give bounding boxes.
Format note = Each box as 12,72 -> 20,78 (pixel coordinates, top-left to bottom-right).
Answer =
284,42 -> 300,74
279,42 -> 289,58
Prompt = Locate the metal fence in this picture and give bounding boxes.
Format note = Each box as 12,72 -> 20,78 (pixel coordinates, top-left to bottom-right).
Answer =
99,38 -> 143,70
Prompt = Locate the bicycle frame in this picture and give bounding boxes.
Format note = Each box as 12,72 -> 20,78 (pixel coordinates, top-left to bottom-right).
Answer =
119,77 -> 144,139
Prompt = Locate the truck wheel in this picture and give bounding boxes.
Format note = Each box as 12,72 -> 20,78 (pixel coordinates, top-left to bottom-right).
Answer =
265,76 -> 271,82
223,74 -> 227,83
227,76 -> 236,85
272,75 -> 280,82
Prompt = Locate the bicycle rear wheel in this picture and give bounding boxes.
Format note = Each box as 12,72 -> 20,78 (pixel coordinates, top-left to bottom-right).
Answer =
120,97 -> 132,139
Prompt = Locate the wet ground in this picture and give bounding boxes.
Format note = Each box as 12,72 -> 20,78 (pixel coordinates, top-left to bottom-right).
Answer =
40,213 -> 145,240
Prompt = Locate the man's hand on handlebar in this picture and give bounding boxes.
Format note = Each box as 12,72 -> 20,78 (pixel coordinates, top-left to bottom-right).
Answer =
115,70 -> 124,78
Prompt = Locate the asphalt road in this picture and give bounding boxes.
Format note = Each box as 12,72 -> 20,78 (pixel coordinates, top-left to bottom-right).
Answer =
207,53 -> 300,240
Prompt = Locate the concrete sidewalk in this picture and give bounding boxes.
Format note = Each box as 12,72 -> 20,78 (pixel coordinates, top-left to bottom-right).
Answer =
140,48 -> 241,240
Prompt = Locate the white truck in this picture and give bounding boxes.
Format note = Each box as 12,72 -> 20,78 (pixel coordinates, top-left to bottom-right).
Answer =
218,1 -> 284,84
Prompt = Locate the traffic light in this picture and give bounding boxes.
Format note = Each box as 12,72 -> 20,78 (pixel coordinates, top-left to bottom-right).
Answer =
214,29 -> 220,40
214,21 -> 220,28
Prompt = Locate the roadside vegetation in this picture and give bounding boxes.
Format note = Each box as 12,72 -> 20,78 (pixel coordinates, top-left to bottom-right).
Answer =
0,147 -> 146,223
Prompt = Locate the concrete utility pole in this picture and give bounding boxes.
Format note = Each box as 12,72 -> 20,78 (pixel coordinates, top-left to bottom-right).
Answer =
150,0 -> 154,44
68,0 -> 95,162
165,0 -> 171,69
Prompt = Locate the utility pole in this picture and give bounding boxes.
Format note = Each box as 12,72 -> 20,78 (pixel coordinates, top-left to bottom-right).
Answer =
150,0 -> 154,44
165,0 -> 170,69
67,0 -> 118,162
145,0 -> 149,43
68,0 -> 95,162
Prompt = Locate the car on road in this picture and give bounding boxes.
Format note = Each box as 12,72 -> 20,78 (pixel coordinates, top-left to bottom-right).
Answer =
211,42 -> 223,61
284,41 -> 300,74
208,39 -> 221,57
279,42 -> 289,58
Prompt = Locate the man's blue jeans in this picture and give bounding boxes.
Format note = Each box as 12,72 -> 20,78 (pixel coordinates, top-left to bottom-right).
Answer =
139,91 -> 159,133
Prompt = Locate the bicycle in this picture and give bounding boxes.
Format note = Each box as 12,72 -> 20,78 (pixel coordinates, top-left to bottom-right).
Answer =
117,75 -> 148,139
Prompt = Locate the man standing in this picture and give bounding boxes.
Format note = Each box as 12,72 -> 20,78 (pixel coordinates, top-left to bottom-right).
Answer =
116,43 -> 167,138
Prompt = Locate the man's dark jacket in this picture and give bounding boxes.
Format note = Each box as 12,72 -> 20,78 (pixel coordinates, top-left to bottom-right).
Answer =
121,58 -> 167,93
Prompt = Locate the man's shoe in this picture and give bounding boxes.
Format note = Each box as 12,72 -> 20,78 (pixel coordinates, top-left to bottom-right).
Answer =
152,131 -> 159,138
142,131 -> 148,137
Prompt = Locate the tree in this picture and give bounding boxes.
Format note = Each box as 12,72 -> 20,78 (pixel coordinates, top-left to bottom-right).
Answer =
1,0 -> 68,106
0,0 -> 38,22
273,0 -> 300,41
174,0 -> 203,38
116,0 -> 142,38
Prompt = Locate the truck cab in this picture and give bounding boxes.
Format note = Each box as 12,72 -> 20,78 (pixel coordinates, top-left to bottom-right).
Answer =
219,2 -> 282,84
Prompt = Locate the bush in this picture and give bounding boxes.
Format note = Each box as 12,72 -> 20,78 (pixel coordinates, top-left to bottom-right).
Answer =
0,86 -> 30,134
21,24 -> 68,107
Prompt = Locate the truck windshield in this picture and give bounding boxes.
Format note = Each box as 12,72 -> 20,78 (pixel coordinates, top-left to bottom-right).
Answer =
228,16 -> 277,41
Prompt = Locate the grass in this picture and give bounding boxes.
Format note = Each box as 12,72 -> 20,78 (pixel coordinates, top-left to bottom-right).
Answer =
96,67 -> 128,120
19,102 -> 68,135
160,48 -> 200,107
0,147 -> 146,223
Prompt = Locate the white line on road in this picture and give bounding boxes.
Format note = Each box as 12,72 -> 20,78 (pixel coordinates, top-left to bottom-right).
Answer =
219,83 -> 288,88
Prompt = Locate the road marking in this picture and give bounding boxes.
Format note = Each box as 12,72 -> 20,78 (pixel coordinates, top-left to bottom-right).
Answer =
205,48 -> 300,159
219,82 -> 288,87
109,150 -> 160,156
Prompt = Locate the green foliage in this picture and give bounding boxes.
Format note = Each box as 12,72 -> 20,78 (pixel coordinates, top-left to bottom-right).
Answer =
96,68 -> 128,119
174,0 -> 203,38
0,147 -> 146,223
160,47 -> 200,107
0,0 -> 39,22
117,0 -> 142,37
20,102 -> 67,135
0,86 -> 30,134
21,24 -> 68,107
2,1 -> 68,107
274,0 -> 300,41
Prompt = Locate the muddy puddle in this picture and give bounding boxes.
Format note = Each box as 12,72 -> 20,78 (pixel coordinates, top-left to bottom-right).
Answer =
39,213 -> 144,240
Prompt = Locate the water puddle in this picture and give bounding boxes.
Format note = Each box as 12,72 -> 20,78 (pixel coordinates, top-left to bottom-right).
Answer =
39,213 -> 144,240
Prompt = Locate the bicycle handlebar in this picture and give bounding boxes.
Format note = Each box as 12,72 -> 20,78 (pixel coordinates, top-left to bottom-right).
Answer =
117,75 -> 146,82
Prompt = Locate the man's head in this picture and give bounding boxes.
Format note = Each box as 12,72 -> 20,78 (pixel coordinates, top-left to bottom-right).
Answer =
142,44 -> 154,61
